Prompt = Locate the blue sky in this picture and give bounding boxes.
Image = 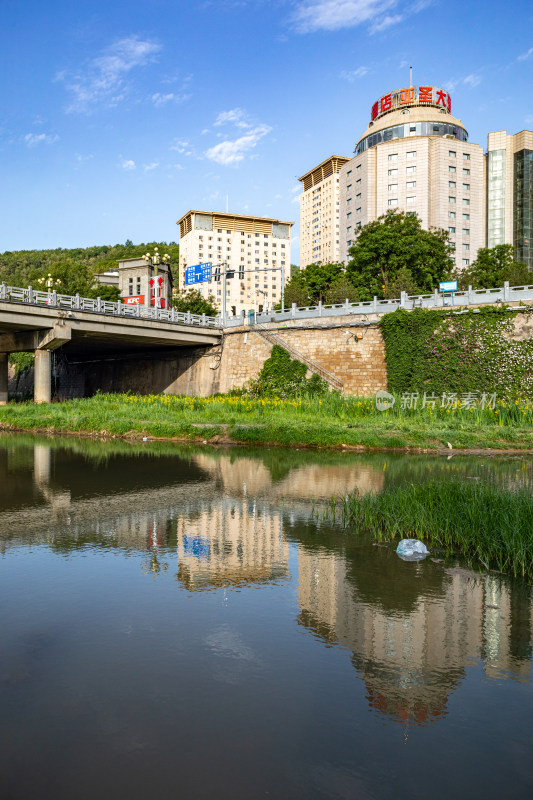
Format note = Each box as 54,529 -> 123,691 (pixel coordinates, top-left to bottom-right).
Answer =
1,0 -> 532,262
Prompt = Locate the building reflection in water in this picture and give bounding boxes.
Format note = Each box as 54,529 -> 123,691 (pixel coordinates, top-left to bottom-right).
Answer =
176,500 -> 290,591
297,543 -> 533,726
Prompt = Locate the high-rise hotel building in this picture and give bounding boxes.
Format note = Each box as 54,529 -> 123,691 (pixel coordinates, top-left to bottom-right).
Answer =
298,155 -> 350,267
338,85 -> 485,269
177,211 -> 293,316
487,130 -> 533,270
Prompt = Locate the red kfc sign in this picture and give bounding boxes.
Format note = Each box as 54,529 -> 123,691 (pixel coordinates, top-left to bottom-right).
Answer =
123,295 -> 144,305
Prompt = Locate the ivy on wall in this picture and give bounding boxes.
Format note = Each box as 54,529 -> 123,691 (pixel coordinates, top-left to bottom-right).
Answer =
238,345 -> 329,398
380,307 -> 533,398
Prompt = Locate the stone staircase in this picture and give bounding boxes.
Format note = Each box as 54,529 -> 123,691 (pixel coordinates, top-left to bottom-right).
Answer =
253,323 -> 344,393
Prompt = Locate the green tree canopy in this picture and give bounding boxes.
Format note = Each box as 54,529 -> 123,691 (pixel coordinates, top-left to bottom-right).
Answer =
171,289 -> 218,316
282,262 -> 355,306
454,244 -> 531,289
346,211 -> 453,300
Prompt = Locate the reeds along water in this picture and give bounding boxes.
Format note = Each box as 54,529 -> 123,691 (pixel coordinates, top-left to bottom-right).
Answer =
333,480 -> 533,580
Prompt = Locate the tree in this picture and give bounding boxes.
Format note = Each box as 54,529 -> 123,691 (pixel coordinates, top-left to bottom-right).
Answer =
172,288 -> 218,316
454,244 -> 531,289
282,262 -> 348,306
345,211 -> 453,300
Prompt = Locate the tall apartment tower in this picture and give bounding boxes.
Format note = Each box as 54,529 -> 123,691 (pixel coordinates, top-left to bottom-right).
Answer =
338,85 -> 485,270
486,130 -> 533,270
298,155 -> 350,267
177,211 -> 293,317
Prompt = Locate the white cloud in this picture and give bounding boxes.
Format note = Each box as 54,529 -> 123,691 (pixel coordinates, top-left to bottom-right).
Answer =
214,108 -> 251,128
152,91 -> 191,107
370,13 -> 403,32
291,0 -> 397,33
143,162 -> 159,171
24,133 -> 59,147
122,159 -> 136,170
58,35 -> 161,113
170,139 -> 194,156
518,46 -> 533,62
340,66 -> 369,81
290,0 -> 430,33
445,73 -> 482,93
205,124 -> 271,165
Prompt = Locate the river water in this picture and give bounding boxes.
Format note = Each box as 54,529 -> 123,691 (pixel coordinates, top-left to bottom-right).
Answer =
1,434 -> 532,799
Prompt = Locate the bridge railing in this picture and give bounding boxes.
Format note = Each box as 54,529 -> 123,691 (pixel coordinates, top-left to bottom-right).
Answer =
0,283 -> 222,329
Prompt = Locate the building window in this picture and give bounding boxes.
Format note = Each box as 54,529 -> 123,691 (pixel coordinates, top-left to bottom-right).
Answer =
347,198 -> 352,204
462,183 -> 470,191
449,151 -> 456,158
406,181 -> 416,189
388,154 -> 398,161
462,244 -> 469,250
347,170 -> 352,177
347,212 -> 352,218
449,181 -> 456,188
356,164 -> 361,171
388,183 -> 398,191
462,213 -> 470,220
406,166 -> 416,174
406,196 -> 416,204
347,184 -> 352,191
449,166 -> 456,173
462,228 -> 470,235
449,227 -> 456,233
356,207 -> 361,213
356,178 -> 361,185
449,211 -> 456,218
347,226 -> 352,232
463,168 -> 470,175
463,198 -> 470,206
462,258 -> 470,265
388,169 -> 398,176
449,196 -> 456,203
217,229 -> 222,233
356,193 -> 361,199
388,198 -> 398,206
463,153 -> 470,160
406,151 -> 416,159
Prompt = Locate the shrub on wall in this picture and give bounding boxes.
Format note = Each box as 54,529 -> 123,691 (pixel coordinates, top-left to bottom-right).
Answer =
380,307 -> 533,398
243,345 -> 330,398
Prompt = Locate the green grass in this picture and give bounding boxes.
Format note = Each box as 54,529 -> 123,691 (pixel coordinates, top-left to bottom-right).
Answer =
0,391 -> 532,451
329,480 -> 533,580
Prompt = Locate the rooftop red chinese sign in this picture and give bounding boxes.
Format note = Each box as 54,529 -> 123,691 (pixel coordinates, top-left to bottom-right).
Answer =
370,86 -> 452,122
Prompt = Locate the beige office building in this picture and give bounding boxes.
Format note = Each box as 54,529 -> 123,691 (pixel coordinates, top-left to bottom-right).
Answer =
487,130 -> 533,270
177,211 -> 293,317
337,85 -> 485,270
298,155 -> 350,267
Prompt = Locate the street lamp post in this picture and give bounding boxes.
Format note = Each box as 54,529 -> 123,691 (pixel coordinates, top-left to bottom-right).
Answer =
37,273 -> 61,304
142,248 -> 170,309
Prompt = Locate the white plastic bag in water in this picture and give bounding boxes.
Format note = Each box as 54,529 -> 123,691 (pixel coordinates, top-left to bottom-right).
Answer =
396,539 -> 429,561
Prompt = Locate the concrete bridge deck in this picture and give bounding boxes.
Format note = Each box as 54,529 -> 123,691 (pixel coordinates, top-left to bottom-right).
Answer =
0,285 -> 221,403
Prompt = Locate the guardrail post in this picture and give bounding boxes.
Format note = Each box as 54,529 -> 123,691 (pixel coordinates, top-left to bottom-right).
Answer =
28,285 -> 33,303
400,291 -> 407,308
0,283 -> 6,301
373,296 -> 378,312
291,303 -> 296,319
136,303 -> 141,318
344,298 -> 349,310
117,299 -> 122,316
503,281 -> 510,302
51,290 -> 57,306
468,285 -> 473,305
187,311 -> 191,325
75,293 -> 81,310
434,289 -> 439,307
202,313 -> 206,326
318,301 -> 323,317
96,297 -> 102,313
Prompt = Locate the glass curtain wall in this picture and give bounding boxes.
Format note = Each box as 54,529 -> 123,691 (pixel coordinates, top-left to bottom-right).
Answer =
487,150 -> 506,248
514,150 -> 533,270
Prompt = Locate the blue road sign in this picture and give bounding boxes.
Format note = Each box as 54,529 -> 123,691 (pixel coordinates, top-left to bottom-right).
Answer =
184,262 -> 212,286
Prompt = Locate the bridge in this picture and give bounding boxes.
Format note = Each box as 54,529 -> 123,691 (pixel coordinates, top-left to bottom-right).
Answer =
0,283 -> 221,404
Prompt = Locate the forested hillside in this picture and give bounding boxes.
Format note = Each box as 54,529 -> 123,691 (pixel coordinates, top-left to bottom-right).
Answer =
0,241 -> 180,289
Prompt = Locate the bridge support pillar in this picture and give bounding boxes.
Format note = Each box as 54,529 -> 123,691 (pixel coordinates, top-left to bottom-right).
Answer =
0,353 -> 8,405
34,349 -> 51,404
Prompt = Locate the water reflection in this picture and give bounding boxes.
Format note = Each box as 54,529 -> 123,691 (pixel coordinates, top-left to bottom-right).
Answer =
1,434 -> 532,739
296,540 -> 532,725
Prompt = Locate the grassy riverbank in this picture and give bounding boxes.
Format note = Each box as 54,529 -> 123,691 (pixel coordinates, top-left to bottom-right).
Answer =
329,480 -> 533,580
1,392 -> 533,450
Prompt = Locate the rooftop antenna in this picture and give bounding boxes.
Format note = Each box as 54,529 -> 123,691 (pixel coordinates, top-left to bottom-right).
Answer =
410,65 -> 413,88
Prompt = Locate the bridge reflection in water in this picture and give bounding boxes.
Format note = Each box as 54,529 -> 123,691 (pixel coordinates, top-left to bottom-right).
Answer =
0,435 -> 532,731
